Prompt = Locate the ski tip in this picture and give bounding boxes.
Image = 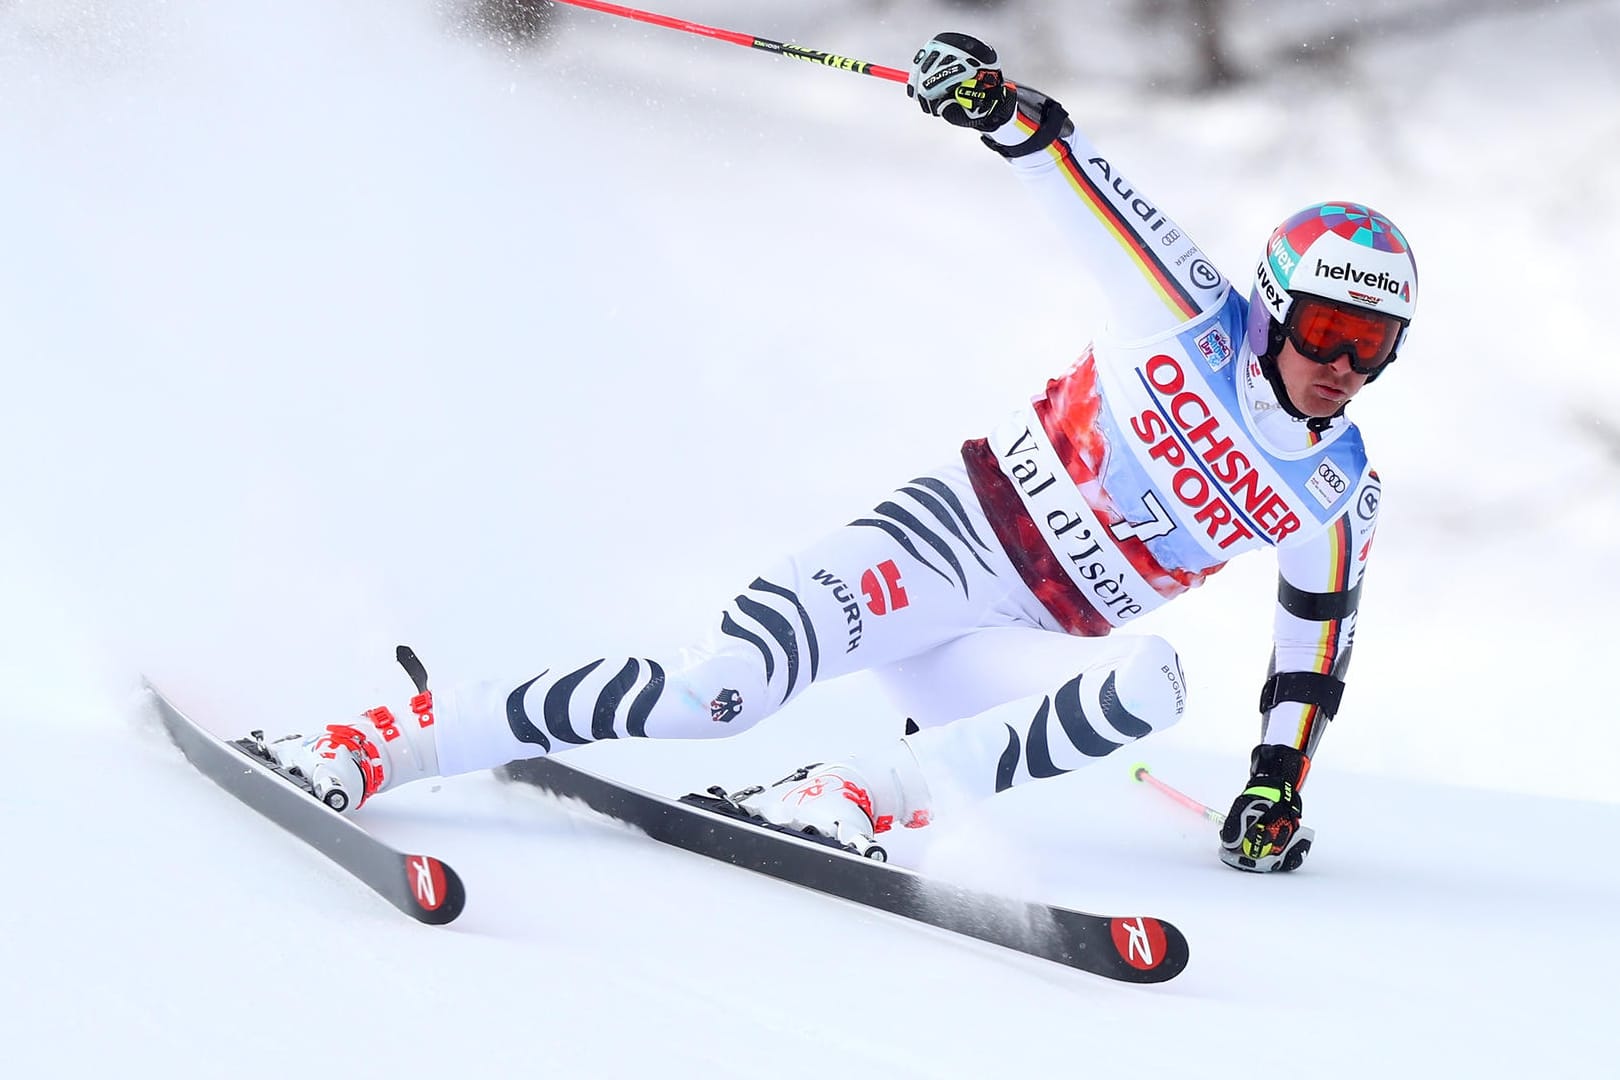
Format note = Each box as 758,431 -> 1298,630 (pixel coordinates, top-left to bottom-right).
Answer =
401,853 -> 466,925
1103,915 -> 1189,983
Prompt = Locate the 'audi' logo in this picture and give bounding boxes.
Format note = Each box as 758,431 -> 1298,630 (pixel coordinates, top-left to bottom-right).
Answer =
1316,463 -> 1347,494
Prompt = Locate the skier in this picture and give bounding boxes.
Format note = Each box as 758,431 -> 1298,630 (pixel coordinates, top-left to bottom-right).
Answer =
268,34 -> 1416,874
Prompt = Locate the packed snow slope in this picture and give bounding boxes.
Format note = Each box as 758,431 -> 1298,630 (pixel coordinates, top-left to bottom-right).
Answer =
3,1 -> 1617,1076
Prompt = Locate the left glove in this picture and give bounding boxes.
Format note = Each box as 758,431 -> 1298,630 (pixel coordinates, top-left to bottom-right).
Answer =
906,32 -> 1017,130
1220,743 -> 1315,873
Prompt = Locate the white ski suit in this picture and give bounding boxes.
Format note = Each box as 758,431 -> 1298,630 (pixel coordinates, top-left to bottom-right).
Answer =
431,98 -> 1380,811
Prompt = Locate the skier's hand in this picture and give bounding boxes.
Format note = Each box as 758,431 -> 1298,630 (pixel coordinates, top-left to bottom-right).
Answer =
906,33 -> 1016,131
1219,744 -> 1315,873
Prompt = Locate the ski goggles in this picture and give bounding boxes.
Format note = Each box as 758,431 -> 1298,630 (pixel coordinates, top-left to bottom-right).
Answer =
1285,294 -> 1407,375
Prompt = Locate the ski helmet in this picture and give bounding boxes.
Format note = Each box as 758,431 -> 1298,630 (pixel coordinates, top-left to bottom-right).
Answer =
1246,202 -> 1418,415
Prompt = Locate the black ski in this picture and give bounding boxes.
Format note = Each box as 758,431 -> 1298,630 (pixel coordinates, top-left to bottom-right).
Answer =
145,680 -> 466,925
504,756 -> 1189,983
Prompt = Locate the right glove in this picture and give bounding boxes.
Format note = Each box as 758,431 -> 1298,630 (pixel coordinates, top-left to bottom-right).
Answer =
1219,743 -> 1315,873
906,32 -> 1017,131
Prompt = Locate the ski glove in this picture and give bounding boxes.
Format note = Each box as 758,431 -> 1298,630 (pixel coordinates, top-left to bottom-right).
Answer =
1220,743 -> 1315,873
906,33 -> 1017,131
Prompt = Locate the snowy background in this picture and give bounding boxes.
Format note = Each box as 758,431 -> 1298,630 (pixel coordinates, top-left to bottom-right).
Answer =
3,1 -> 1618,1076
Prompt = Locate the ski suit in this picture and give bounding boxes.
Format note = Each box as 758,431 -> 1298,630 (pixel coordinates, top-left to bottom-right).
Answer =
432,102 -> 1381,807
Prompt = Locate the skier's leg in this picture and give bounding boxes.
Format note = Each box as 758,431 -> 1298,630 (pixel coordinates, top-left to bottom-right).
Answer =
872,624 -> 1173,731
741,630 -> 1188,839
902,631 -> 1188,806
429,462 -> 1034,777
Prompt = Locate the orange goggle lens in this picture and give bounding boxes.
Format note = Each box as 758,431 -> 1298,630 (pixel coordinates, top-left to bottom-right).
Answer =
1287,297 -> 1403,374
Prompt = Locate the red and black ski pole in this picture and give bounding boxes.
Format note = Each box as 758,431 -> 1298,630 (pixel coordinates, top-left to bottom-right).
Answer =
547,0 -> 909,84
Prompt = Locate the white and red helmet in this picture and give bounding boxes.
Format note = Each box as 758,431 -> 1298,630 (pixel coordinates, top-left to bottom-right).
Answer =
1246,201 -> 1419,372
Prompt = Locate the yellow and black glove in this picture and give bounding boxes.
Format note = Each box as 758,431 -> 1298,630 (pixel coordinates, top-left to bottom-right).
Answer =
1220,743 -> 1315,873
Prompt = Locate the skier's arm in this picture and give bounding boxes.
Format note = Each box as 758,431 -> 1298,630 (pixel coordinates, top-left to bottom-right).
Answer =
1263,468 -> 1380,758
977,89 -> 1230,340
1215,468 -> 1379,873
907,35 -> 1228,339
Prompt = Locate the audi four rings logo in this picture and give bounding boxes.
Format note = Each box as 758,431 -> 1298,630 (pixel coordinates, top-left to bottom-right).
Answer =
1316,462 -> 1348,495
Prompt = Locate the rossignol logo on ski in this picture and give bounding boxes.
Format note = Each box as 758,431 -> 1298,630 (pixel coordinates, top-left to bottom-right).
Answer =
408,855 -> 448,912
1109,916 -> 1169,971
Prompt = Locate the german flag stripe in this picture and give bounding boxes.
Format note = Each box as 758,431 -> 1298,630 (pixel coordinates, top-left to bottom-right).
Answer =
1293,515 -> 1352,747
1017,111 -> 1203,320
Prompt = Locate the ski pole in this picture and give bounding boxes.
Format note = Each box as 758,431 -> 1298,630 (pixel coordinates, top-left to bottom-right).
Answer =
1131,763 -> 1225,825
547,0 -> 910,84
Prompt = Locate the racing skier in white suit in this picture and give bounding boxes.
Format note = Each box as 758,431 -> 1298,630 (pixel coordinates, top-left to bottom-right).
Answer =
271,34 -> 1419,874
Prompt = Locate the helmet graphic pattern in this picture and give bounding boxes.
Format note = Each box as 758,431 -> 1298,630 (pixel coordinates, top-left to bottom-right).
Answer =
1280,203 -> 1409,256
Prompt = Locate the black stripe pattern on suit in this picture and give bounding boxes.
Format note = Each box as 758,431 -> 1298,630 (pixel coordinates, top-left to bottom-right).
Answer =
719,577 -> 821,705
993,671 -> 1153,792
506,658 -> 668,751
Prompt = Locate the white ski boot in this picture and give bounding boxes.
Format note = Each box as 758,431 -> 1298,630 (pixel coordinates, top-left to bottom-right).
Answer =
738,740 -> 932,859
268,693 -> 440,813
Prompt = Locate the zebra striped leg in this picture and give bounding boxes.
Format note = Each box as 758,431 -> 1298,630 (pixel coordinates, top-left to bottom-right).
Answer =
431,576 -> 830,775
432,647 -> 764,775
433,462 -> 1028,778
902,635 -> 1188,806
431,562 -> 915,776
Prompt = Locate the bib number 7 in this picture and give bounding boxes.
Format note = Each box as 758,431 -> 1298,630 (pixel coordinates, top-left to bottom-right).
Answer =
1108,491 -> 1177,544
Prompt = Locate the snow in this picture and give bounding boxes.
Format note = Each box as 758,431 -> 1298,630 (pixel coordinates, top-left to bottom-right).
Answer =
3,1 -> 1618,1076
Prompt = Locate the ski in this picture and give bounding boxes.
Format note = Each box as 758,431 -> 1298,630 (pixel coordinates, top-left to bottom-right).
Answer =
144,680 -> 466,925
503,756 -> 1189,983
